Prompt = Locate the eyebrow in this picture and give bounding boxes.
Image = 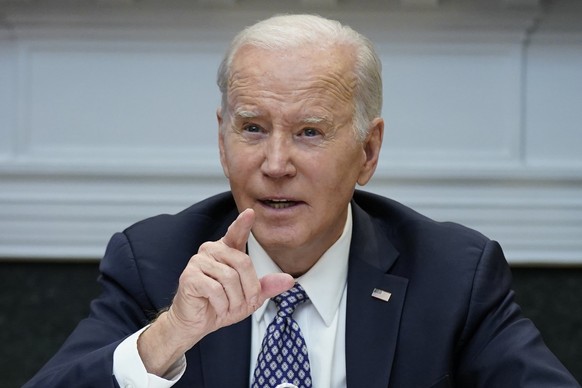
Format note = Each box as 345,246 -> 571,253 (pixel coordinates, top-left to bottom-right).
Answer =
233,109 -> 333,126
233,109 -> 258,120
303,116 -> 333,126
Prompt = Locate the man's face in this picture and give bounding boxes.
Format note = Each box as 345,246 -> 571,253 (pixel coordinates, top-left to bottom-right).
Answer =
218,44 -> 382,274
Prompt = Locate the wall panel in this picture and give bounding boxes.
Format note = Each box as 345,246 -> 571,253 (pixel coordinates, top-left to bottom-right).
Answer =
526,44 -> 582,167
0,28 -> 17,159
381,42 -> 522,167
17,40 -> 223,164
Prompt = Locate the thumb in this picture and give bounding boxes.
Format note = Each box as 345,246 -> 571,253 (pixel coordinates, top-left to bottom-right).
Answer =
259,273 -> 295,301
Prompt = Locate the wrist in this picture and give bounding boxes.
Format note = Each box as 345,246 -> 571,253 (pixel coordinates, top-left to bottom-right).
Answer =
137,311 -> 201,376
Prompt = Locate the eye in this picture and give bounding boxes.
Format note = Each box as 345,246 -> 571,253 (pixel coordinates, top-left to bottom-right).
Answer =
243,124 -> 263,133
301,127 -> 321,137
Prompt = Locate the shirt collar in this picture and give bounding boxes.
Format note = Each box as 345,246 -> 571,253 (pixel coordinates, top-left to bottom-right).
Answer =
250,204 -> 352,326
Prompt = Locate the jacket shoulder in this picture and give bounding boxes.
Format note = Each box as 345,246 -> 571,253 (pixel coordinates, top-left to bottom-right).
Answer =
353,189 -> 490,250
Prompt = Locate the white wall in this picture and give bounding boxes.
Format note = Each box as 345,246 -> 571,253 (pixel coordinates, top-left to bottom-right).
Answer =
1,2 -> 581,263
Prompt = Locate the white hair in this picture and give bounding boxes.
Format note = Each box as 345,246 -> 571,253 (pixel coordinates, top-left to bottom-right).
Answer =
216,14 -> 382,142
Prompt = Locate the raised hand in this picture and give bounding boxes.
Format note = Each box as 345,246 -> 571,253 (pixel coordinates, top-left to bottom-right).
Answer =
137,209 -> 294,376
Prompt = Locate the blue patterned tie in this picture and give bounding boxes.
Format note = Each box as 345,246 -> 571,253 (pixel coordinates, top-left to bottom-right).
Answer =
252,283 -> 312,388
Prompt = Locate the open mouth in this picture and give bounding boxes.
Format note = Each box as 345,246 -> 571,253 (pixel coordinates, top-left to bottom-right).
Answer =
261,199 -> 299,209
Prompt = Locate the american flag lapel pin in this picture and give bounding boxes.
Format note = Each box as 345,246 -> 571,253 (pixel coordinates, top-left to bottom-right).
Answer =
371,288 -> 392,302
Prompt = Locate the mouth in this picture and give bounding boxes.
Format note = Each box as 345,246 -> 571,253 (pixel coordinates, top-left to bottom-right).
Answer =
260,199 -> 300,209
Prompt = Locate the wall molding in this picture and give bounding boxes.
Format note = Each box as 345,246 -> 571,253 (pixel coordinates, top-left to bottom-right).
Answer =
2,164 -> 581,264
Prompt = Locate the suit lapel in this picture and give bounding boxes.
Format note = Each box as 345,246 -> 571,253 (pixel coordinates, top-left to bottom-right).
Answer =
199,315 -> 252,387
345,201 -> 408,388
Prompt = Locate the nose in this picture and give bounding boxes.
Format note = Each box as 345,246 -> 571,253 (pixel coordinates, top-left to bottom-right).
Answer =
260,133 -> 296,178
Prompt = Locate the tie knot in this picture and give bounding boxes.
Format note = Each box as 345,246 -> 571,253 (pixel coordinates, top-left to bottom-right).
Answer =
272,283 -> 309,317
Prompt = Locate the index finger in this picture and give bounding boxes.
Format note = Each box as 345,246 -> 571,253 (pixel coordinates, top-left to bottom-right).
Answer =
221,208 -> 255,252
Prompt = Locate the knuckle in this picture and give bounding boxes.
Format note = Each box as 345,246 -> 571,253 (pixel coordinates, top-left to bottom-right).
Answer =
179,263 -> 200,284
220,266 -> 239,283
198,241 -> 215,254
208,280 -> 225,295
237,255 -> 253,270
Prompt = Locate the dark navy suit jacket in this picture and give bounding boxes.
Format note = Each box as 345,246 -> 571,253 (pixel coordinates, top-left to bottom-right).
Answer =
25,191 -> 580,387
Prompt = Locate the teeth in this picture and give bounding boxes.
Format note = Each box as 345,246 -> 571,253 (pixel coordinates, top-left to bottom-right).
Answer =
265,199 -> 294,209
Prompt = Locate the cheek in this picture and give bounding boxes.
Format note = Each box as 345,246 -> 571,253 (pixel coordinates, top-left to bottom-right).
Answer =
324,146 -> 364,179
225,146 -> 259,180
305,156 -> 356,198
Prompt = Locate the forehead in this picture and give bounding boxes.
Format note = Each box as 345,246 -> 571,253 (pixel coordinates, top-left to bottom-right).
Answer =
226,44 -> 357,110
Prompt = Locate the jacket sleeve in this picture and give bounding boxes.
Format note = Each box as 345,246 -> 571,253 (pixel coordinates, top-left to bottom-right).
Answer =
455,240 -> 580,387
23,232 -> 158,388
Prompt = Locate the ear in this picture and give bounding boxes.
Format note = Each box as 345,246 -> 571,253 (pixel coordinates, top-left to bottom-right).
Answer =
217,108 -> 230,179
357,117 -> 384,186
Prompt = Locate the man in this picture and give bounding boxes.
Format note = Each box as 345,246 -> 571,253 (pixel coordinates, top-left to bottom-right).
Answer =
25,14 -> 579,388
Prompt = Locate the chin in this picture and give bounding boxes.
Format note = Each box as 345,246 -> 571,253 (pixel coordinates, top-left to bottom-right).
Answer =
254,226 -> 302,249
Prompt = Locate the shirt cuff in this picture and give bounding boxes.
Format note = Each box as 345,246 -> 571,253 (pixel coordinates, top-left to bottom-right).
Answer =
113,325 -> 186,388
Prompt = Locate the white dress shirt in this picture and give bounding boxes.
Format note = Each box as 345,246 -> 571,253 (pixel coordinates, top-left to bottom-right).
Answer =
113,205 -> 352,388
249,204 -> 351,387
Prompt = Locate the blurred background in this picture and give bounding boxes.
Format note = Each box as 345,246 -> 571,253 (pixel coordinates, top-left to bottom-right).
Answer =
0,0 -> 581,386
